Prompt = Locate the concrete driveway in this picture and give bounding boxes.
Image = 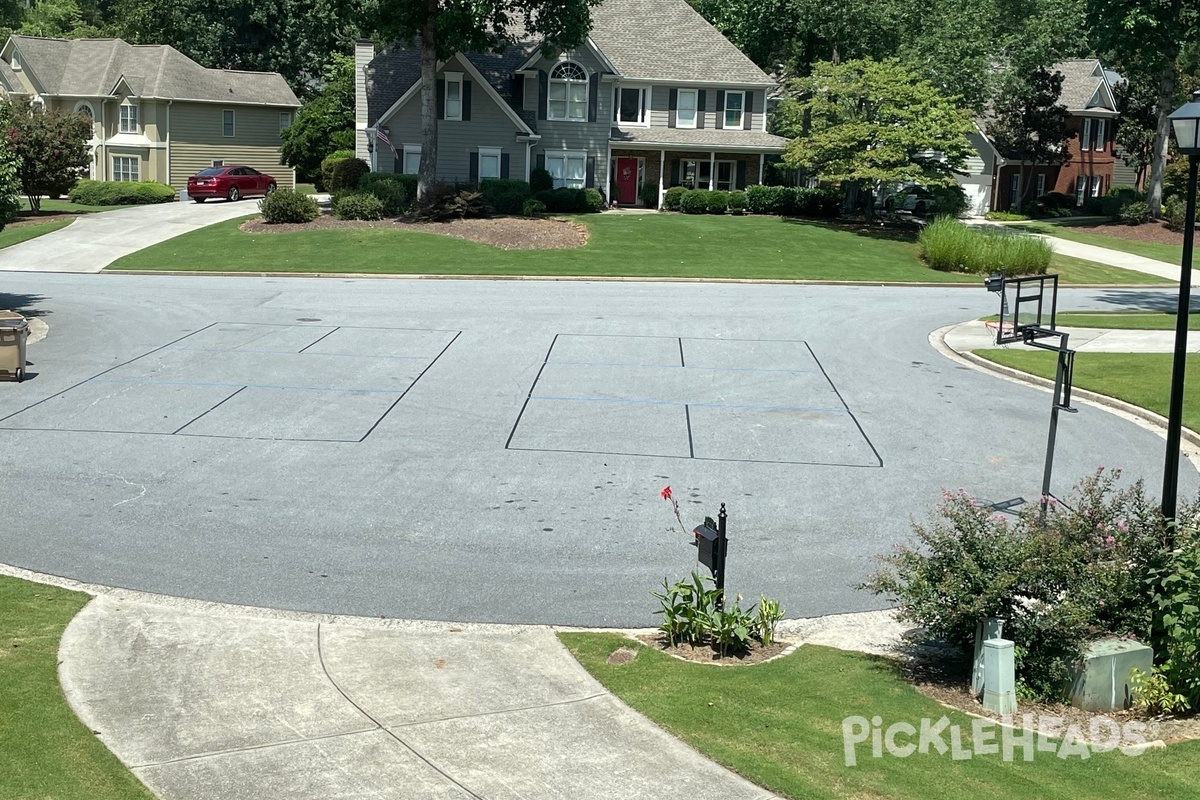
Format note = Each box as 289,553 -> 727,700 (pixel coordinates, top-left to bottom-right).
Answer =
0,199 -> 257,273
0,274 -> 1194,626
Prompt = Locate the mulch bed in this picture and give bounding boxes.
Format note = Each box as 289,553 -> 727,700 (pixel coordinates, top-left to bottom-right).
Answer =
635,632 -> 792,665
10,213 -> 78,225
1065,219 -> 1198,247
241,213 -> 588,250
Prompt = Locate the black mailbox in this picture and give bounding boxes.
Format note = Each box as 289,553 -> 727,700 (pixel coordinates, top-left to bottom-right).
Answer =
984,272 -> 1005,293
692,523 -> 720,574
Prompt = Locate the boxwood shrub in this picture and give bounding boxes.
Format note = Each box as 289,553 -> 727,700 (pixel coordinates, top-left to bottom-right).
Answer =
259,188 -> 319,223
334,191 -> 385,221
583,188 -> 605,212
745,184 -> 786,214
532,187 -> 593,213
679,189 -> 709,214
330,158 -> 370,193
743,184 -> 841,217
663,186 -> 687,211
522,198 -> 547,216
705,190 -> 729,214
728,190 -> 748,213
480,178 -> 531,215
68,180 -> 177,206
530,167 -> 554,193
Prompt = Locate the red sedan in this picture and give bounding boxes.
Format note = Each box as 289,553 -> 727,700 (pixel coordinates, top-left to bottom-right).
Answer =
187,165 -> 277,202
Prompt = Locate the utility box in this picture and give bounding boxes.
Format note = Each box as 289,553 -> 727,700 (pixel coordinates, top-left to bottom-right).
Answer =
0,310 -> 29,382
1067,638 -> 1154,712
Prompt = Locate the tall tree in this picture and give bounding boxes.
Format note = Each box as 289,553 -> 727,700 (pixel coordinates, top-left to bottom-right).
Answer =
778,58 -> 974,188
1113,75 -> 1160,189
1088,0 -> 1200,216
370,0 -> 599,198
280,54 -> 356,182
987,68 -> 1074,208
0,97 -> 91,212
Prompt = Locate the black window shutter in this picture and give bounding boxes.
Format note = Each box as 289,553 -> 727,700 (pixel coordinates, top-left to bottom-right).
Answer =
715,90 -> 725,129
463,80 -> 472,121
668,88 -> 677,128
469,152 -> 479,184
670,159 -> 680,185
437,79 -> 445,120
536,153 -> 545,170
501,153 -> 510,179
585,156 -> 596,188
512,76 -> 524,109
538,70 -> 548,120
743,92 -> 753,130
736,160 -> 747,189
587,73 -> 599,122
697,90 -> 706,129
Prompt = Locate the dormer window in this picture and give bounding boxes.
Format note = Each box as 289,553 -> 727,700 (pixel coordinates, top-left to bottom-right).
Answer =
119,102 -> 139,133
549,62 -> 588,122
10,51 -> 20,71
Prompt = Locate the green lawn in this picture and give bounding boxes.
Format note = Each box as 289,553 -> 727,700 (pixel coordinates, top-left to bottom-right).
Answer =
296,183 -> 317,196
1017,220 -> 1186,267
0,218 -> 72,249
107,214 -> 1162,284
561,633 -> 1200,800
976,350 -> 1200,433
0,575 -> 154,800
1052,311 -> 1200,331
20,199 -> 135,214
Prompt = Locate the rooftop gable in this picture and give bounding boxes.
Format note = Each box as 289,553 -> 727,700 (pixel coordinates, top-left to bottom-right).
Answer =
1053,58 -> 1115,112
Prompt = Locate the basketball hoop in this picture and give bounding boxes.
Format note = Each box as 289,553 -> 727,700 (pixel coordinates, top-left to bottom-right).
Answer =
984,319 -> 1017,344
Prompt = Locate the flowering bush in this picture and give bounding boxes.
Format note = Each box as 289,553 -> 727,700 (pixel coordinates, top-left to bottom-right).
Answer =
863,469 -> 1199,701
0,97 -> 91,211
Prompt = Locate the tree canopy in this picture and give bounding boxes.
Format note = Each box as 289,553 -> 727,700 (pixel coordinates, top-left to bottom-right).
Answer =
280,54 -> 355,182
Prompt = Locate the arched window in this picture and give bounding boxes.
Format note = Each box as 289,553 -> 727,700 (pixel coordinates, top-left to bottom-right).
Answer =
549,61 -> 588,122
74,102 -> 94,120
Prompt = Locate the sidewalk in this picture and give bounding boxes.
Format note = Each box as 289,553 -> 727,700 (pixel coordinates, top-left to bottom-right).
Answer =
59,594 -> 780,800
944,320 -> 1200,354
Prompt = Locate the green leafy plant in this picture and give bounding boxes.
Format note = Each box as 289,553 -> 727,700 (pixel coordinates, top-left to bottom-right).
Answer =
68,179 -> 177,206
708,599 -> 756,656
258,188 -> 318,224
705,190 -> 729,214
330,158 -> 370,194
680,189 -> 709,214
522,197 -> 546,217
583,188 -> 605,212
756,596 -> 784,647
1146,527 -> 1200,710
985,210 -> 1029,221
1119,200 -> 1150,226
320,149 -> 355,193
1130,667 -> 1191,715
529,167 -> 554,193
727,191 -> 748,214
638,182 -> 659,209
653,572 -> 724,647
480,178 -> 531,215
1164,197 -> 1187,233
333,191 -> 384,221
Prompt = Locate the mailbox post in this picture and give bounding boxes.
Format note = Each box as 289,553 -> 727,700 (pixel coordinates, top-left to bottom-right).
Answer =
692,504 -> 728,608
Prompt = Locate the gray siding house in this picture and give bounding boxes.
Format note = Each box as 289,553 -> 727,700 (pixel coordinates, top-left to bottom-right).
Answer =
355,0 -> 787,206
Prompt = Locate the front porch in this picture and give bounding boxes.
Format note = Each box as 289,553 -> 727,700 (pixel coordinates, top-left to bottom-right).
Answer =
607,147 -> 771,207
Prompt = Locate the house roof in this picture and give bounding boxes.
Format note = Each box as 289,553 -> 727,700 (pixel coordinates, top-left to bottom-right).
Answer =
0,57 -> 21,93
3,36 -> 299,106
1053,59 -> 1114,112
610,126 -> 787,151
588,0 -> 771,85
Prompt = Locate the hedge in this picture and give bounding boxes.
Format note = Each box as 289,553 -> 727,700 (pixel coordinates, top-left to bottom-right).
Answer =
530,186 -> 601,213
744,185 -> 841,217
663,186 -> 687,212
480,178 -> 531,215
68,180 -> 177,206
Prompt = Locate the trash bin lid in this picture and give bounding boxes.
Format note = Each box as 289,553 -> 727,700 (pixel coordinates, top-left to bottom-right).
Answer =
0,318 -> 28,330
0,309 -> 25,322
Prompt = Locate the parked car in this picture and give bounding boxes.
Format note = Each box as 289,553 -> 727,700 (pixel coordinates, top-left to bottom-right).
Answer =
879,184 -> 935,216
187,166 -> 277,203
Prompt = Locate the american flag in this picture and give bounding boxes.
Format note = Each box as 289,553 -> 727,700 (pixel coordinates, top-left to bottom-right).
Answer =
375,126 -> 397,156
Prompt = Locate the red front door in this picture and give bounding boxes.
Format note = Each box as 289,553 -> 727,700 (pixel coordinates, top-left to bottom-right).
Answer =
616,157 -> 638,204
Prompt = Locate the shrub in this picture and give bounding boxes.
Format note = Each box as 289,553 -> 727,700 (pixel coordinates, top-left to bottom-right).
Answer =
534,187 -> 587,213
745,184 -> 786,214
355,174 -> 411,216
1081,196 -> 1105,216
522,197 -> 546,216
1163,158 -> 1190,204
863,470 -> 1194,701
1101,185 -> 1145,220
985,211 -> 1029,221
333,191 -> 384,221
478,178 -> 530,215
1120,200 -> 1150,226
258,188 -> 318,223
1040,191 -> 1076,210
529,167 -> 554,193
414,183 -> 487,222
679,189 -> 709,214
68,179 -> 177,206
582,187 -> 605,213
929,184 -> 969,218
705,190 -> 729,214
919,217 -> 1051,275
1164,197 -> 1187,233
727,190 -> 747,213
663,186 -> 687,212
1145,527 -> 1200,711
639,182 -> 659,209
320,149 -> 355,192
329,158 -> 370,193
792,187 -> 841,217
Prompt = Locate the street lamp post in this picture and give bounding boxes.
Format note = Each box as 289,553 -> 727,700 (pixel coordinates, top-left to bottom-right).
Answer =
1162,90 -> 1200,520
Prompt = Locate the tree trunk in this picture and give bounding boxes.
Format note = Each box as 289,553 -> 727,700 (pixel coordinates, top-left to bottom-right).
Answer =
417,6 -> 438,201
1148,53 -> 1179,218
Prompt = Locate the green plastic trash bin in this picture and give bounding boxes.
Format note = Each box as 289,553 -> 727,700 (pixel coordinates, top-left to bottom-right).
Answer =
0,310 -> 29,382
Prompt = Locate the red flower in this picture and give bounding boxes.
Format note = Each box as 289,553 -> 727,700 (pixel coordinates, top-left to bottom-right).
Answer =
660,485 -> 672,500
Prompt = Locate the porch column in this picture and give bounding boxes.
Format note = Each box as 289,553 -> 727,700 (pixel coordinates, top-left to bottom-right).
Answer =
759,153 -> 765,185
658,149 -> 665,207
708,151 -> 715,190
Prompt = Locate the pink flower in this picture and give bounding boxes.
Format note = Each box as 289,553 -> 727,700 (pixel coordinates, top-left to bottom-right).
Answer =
660,485 -> 672,501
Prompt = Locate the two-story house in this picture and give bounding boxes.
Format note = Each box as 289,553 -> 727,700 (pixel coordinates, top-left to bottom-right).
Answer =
957,59 -> 1120,214
356,0 -> 788,206
0,35 -> 301,193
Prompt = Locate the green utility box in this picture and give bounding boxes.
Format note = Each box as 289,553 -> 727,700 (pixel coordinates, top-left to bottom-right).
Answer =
1067,638 -> 1153,712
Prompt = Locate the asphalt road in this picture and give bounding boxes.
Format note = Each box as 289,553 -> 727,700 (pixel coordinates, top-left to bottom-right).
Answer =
0,274 -> 1193,625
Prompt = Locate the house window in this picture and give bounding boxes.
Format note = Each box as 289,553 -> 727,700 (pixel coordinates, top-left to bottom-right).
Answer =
1075,176 -> 1086,205
402,145 -> 421,175
444,72 -> 463,120
10,51 -> 20,70
1081,118 -> 1092,151
677,88 -> 698,129
1094,119 -> 1106,151
724,91 -> 744,128
211,160 -> 223,167
112,156 -> 138,182
716,161 -> 736,191
616,86 -> 647,125
1036,173 -> 1046,197
1091,174 -> 1102,198
681,159 -> 712,190
1009,173 -> 1020,206
478,147 -> 501,180
546,151 -> 587,188
222,110 -> 235,137
548,62 -> 588,122
279,111 -> 292,131
119,103 -> 138,133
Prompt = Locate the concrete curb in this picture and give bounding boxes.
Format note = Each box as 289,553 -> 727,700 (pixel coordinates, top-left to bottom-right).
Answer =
930,323 -> 1200,471
27,317 -> 47,345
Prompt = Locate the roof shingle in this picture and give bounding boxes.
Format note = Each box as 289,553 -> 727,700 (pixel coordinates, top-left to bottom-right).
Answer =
610,126 -> 786,150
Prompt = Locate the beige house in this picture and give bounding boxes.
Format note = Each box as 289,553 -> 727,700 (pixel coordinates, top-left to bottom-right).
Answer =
0,35 -> 300,192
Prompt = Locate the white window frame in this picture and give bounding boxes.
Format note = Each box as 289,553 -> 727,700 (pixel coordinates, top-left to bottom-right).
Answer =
10,51 -> 20,71
444,72 -> 463,121
402,144 -> 421,175
1009,173 -> 1020,206
1035,173 -> 1046,197
724,90 -> 744,129
676,88 -> 698,129
1075,176 -> 1086,205
1094,118 -> 1106,151
119,102 -> 139,134
1081,118 -> 1092,151
715,160 -> 736,191
545,150 -> 587,189
680,159 -> 712,190
1091,174 -> 1102,198
615,84 -> 649,126
478,147 -> 502,180
548,61 -> 588,123
279,111 -> 292,131
222,109 -> 235,137
112,156 -> 139,182
211,160 -> 224,167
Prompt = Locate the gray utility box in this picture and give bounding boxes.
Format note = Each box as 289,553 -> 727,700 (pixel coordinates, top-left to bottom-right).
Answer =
1067,638 -> 1153,712
0,310 -> 29,381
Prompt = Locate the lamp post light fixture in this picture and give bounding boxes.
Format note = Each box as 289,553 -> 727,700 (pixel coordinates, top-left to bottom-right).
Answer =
1162,90 -> 1200,520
